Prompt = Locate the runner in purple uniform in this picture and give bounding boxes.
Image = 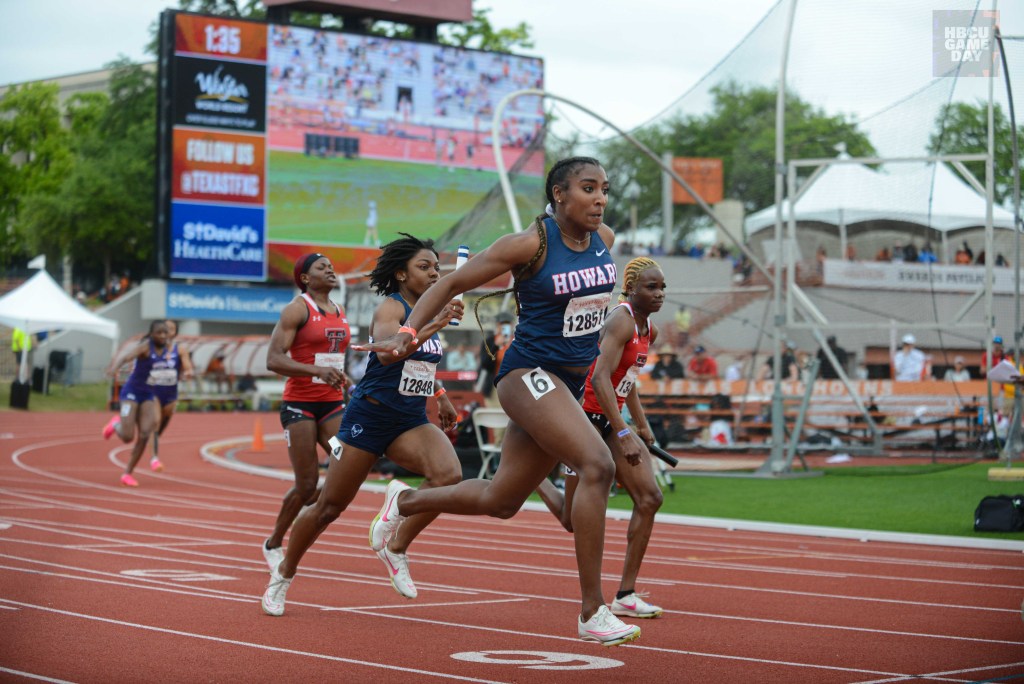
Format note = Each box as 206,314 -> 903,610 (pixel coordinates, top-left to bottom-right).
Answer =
149,320 -> 194,471
102,321 -> 173,487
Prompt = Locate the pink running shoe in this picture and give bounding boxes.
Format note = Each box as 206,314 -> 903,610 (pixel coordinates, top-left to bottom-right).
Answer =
149,457 -> 164,472
120,473 -> 139,487
102,415 -> 120,440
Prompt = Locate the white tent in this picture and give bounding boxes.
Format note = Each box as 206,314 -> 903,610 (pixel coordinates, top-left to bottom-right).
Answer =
0,270 -> 118,382
745,161 -> 1017,235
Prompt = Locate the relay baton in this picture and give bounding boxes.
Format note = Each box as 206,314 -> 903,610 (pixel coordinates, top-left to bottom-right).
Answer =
650,443 -> 679,467
448,245 -> 469,326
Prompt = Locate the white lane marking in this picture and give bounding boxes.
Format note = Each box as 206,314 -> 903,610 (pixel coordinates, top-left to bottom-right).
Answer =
322,598 -> 529,612
1,599 -> 510,684
0,666 -> 74,683
852,658 -> 1024,683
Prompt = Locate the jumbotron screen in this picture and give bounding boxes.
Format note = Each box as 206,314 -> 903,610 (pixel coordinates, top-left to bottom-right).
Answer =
157,11 -> 545,282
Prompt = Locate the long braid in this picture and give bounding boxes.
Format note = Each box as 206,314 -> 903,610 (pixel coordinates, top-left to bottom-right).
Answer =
619,257 -> 660,301
474,215 -> 548,360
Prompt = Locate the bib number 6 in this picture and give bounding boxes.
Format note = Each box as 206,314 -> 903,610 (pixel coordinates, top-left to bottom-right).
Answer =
523,368 -> 556,401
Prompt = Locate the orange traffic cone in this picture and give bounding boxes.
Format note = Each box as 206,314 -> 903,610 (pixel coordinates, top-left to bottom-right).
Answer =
253,417 -> 265,451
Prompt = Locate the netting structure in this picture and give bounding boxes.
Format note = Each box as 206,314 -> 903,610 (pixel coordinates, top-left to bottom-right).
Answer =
477,0 -> 1024,464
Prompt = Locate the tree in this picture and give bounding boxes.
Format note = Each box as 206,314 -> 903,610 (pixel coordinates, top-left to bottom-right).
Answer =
438,8 -> 533,52
928,100 -> 1022,206
18,59 -> 156,289
0,83 -> 72,269
596,82 -> 876,247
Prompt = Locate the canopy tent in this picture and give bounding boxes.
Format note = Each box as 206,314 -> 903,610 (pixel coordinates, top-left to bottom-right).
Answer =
745,161 -> 1018,236
0,270 -> 118,383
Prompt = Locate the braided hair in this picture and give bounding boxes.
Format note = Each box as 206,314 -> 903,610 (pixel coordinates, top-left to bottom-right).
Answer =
474,157 -> 605,358
619,256 -> 660,301
366,233 -> 438,296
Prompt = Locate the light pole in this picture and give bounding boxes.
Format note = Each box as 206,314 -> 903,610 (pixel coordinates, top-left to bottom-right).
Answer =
625,179 -> 641,251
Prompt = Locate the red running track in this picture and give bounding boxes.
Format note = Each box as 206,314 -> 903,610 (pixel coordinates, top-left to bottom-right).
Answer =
1,411 -> 1023,683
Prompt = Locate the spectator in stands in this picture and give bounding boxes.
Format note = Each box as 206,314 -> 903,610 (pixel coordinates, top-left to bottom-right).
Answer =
845,243 -> 857,261
688,345 -> 719,381
815,245 -> 827,273
444,343 -> 476,372
981,335 -> 1011,374
875,247 -> 891,262
995,253 -> 1010,267
674,304 -> 691,348
954,246 -> 971,264
649,344 -> 685,381
475,311 -> 513,399
981,335 -> 1017,410
204,349 -> 230,394
892,334 -> 929,381
903,241 -> 919,263
892,242 -> 906,263
919,243 -> 937,263
758,340 -> 799,381
944,356 -> 971,382
817,335 -> 850,380
723,355 -> 747,382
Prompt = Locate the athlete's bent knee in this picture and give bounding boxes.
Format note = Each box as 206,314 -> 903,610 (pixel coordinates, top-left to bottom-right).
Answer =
633,488 -> 664,517
315,501 -> 345,526
294,478 -> 319,503
579,456 -> 616,489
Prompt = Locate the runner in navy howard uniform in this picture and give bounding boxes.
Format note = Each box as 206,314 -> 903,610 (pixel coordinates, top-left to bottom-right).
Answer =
537,256 -> 668,619
356,158 -> 643,646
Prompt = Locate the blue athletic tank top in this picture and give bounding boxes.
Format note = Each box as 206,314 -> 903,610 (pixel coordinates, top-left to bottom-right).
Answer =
353,293 -> 444,413
508,217 -> 617,367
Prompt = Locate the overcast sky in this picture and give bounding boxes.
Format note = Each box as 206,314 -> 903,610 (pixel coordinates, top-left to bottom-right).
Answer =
0,0 -> 782,133
3,0 -> 1022,142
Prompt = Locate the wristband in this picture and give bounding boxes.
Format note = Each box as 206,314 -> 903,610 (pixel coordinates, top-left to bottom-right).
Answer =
398,325 -> 417,338
617,428 -> 631,438
434,387 -> 447,398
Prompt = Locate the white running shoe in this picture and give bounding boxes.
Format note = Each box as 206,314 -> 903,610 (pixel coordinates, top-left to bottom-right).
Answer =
261,564 -> 292,617
369,480 -> 410,551
262,539 -> 284,573
578,605 -> 641,646
610,591 -> 664,618
376,545 -> 417,599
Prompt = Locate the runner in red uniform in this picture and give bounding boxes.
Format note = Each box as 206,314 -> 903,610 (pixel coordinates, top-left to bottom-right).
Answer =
537,256 -> 668,619
261,253 -> 349,570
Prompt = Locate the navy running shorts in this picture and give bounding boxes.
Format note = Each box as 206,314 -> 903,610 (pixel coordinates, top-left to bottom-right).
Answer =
336,394 -> 428,457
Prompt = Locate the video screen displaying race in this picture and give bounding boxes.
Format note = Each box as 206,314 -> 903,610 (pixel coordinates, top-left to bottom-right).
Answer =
161,12 -> 545,283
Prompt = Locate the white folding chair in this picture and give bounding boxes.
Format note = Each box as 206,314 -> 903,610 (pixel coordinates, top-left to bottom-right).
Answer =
472,407 -> 510,479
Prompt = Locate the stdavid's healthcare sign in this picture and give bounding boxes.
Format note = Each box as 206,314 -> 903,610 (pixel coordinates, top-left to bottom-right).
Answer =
166,282 -> 291,323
